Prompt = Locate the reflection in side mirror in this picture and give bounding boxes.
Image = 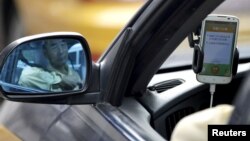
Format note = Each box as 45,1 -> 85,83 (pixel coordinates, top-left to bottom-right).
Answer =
0,38 -> 88,94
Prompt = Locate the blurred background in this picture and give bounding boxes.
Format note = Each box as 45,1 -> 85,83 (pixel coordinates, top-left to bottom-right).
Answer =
0,0 -> 145,61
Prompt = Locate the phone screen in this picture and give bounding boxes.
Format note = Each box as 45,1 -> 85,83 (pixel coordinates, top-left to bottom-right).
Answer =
200,21 -> 237,77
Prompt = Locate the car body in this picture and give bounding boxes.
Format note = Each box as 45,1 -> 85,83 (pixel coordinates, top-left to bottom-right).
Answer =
0,0 -> 249,141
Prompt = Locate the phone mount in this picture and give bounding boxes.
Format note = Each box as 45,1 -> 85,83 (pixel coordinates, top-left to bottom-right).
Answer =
188,25 -> 239,76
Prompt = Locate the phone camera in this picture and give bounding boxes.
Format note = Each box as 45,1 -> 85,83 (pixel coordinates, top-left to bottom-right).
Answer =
228,18 -> 231,20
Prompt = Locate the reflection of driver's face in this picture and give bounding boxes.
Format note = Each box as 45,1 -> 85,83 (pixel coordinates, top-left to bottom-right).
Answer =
44,40 -> 68,68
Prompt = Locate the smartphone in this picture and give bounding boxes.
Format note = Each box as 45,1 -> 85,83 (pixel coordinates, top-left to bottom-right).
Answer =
197,14 -> 239,84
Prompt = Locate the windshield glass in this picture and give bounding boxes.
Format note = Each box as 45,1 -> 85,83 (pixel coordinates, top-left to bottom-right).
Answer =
160,0 -> 250,69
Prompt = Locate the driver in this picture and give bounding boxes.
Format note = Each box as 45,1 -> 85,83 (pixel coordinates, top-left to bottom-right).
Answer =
18,39 -> 82,91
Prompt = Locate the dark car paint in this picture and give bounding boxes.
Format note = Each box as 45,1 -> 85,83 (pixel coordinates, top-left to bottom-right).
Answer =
0,0 -> 230,141
0,99 -> 165,141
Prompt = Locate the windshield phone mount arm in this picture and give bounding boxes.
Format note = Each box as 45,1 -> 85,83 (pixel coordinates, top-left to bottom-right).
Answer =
188,25 -> 203,73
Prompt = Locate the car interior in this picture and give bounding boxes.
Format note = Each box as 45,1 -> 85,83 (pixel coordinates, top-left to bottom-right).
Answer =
137,63 -> 247,140
116,1 -> 250,140
117,2 -> 250,140
116,45 -> 249,140
117,42 -> 249,140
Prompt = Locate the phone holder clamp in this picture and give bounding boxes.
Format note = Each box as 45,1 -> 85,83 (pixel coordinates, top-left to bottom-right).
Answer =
188,26 -> 239,76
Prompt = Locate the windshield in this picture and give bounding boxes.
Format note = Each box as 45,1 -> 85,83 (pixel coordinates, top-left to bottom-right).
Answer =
160,0 -> 250,69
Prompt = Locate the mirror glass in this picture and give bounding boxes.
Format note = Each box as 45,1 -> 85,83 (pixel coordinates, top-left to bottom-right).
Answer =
0,38 -> 87,94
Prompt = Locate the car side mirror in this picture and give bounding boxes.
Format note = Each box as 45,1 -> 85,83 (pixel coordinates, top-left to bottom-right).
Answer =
0,32 -> 99,104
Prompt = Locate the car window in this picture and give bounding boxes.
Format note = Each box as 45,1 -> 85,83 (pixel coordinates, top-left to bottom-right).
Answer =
160,0 -> 250,69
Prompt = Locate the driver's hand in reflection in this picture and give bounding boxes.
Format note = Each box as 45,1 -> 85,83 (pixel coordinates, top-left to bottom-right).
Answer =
59,74 -> 81,90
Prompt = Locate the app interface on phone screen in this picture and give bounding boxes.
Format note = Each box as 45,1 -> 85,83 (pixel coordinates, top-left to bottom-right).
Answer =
200,21 -> 237,76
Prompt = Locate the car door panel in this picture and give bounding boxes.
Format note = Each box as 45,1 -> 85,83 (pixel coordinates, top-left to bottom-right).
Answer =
0,101 -> 70,141
42,105 -> 120,141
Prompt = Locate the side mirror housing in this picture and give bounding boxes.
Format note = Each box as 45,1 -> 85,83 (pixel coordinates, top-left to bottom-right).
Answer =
0,32 -> 99,104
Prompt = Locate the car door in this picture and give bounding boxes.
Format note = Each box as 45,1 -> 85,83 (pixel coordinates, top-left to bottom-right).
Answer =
0,100 -> 165,141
